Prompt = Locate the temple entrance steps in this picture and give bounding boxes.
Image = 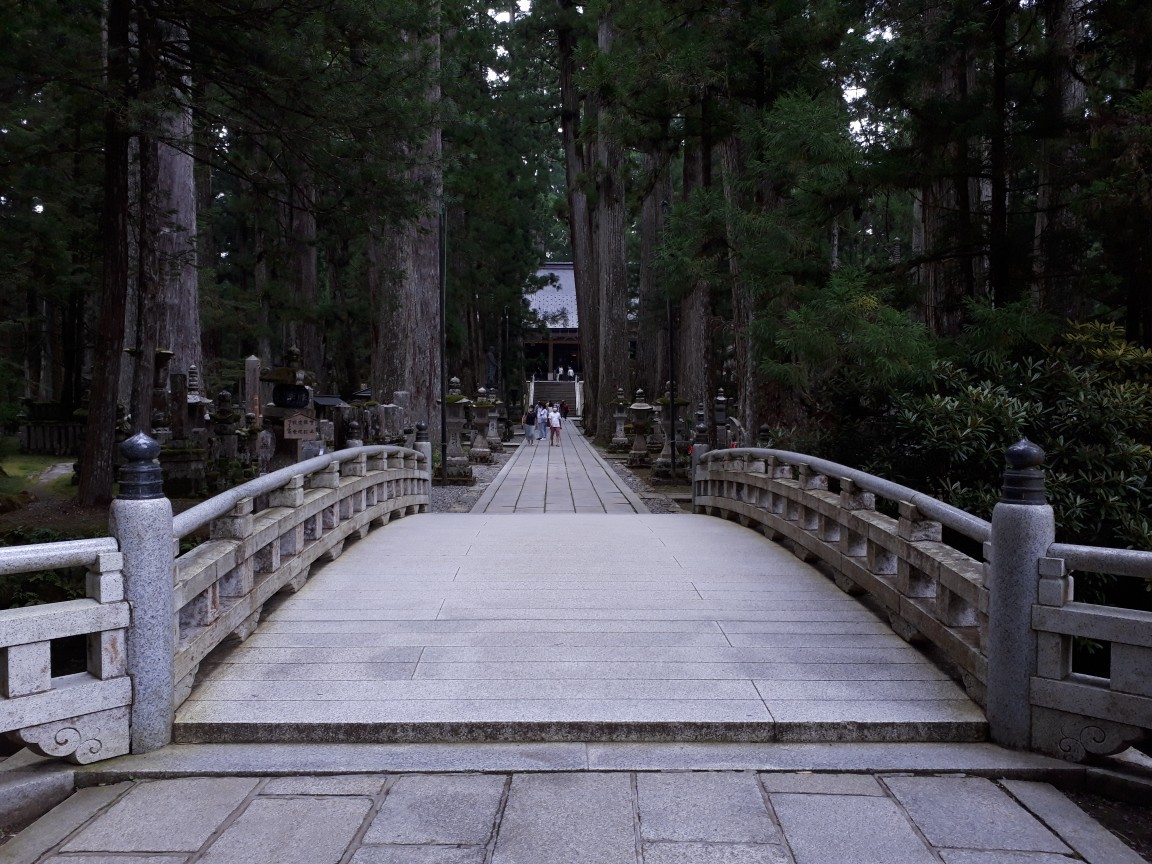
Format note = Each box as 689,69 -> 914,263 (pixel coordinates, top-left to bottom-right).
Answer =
530,379 -> 578,406
172,513 -> 987,746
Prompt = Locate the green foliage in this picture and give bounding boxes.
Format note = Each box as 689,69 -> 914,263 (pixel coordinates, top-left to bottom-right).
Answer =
869,321 -> 1152,560
768,267 -> 935,394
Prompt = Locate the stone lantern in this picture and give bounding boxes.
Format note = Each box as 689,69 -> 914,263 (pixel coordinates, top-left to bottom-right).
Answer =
609,387 -> 630,452
469,388 -> 493,464
628,389 -> 653,468
713,387 -> 729,449
653,385 -> 676,478
486,388 -> 505,452
444,377 -> 473,480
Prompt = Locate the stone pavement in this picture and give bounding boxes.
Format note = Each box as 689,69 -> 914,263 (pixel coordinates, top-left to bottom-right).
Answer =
470,422 -> 648,513
4,743 -> 1147,864
171,513 -> 985,744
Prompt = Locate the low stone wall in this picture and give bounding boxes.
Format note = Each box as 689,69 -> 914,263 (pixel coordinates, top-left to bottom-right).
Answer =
694,446 -> 1152,762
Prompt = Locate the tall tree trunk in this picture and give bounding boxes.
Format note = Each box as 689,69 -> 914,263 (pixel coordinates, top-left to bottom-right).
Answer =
288,176 -> 322,385
557,0 -> 598,429
720,136 -> 759,441
915,1 -> 977,336
374,19 -> 442,436
79,0 -> 131,506
635,149 -> 671,398
678,99 -> 714,417
1033,0 -> 1085,318
594,12 -> 628,445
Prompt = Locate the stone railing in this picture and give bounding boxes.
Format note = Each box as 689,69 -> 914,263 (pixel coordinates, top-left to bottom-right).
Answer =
1,539 -> 132,763
2,434 -> 431,763
169,442 -> 430,715
693,441 -> 1152,761
1031,543 -> 1152,761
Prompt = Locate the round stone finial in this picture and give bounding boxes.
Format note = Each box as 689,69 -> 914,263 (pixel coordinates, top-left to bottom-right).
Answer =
1001,437 -> 1047,505
1006,438 -> 1044,469
415,420 -> 430,443
121,431 -> 162,462
118,432 -> 164,500
417,420 -> 428,431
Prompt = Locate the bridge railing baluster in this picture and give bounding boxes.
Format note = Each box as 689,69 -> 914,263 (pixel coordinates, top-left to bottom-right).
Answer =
694,441 -> 1152,763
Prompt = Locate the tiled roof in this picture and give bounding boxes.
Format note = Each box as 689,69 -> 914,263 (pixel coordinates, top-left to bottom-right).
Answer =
529,263 -> 577,329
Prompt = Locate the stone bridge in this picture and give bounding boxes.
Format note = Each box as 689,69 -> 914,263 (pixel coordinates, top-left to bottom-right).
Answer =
2,421 -> 1150,863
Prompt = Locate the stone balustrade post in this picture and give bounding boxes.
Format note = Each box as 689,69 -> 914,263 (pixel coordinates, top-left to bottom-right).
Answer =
986,438 -> 1054,750
414,421 -> 433,468
109,433 -> 175,753
690,405 -> 710,509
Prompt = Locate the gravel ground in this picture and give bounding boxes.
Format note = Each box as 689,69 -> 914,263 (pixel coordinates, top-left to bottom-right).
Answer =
429,447 -> 511,513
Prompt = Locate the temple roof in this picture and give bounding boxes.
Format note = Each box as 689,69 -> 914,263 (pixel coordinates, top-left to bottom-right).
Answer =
529,262 -> 577,330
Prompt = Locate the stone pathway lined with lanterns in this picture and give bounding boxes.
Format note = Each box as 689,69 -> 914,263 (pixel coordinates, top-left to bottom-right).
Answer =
470,421 -> 648,514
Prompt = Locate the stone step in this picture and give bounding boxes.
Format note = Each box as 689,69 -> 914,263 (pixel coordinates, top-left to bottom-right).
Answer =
76,741 -> 1077,783
173,718 -> 987,746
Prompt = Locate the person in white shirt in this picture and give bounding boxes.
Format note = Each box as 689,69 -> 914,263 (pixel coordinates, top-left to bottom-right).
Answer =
548,405 -> 562,446
536,403 -> 549,441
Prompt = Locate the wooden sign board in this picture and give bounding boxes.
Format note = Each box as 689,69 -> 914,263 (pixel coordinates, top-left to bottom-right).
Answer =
283,413 -> 318,440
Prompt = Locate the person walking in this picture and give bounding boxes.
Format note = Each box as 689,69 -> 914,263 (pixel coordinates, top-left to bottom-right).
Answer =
522,403 -> 537,445
549,403 -> 562,446
536,402 -> 549,442
559,400 -> 569,421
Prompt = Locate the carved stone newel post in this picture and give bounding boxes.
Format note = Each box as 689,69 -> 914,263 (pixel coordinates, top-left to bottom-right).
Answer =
986,438 -> 1053,750
109,433 -> 175,753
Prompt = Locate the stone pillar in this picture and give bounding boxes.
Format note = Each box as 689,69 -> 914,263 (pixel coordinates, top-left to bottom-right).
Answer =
691,403 -> 711,510
627,390 -> 653,468
414,421 -> 433,467
610,388 -> 630,452
713,388 -> 729,450
244,355 -> 262,422
986,438 -> 1054,750
444,377 -> 473,481
109,433 -> 175,753
486,389 -> 504,452
469,389 -> 492,464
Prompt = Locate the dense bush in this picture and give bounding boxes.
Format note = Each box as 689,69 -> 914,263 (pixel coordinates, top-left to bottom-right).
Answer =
771,298 -> 1152,608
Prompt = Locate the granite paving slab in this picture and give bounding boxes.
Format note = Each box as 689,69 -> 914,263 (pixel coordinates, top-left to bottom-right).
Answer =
13,768 -> 1145,864
883,776 -> 1071,854
174,513 -> 984,744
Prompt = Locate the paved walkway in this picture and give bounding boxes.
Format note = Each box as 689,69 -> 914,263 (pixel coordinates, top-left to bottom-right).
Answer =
172,513 -> 985,743
5,747 -> 1146,864
471,422 -> 648,513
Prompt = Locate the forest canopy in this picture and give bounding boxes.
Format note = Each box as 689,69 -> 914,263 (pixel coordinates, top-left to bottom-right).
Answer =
3,0 -> 1151,544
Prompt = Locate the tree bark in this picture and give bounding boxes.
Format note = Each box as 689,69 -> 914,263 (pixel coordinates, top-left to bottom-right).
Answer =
557,0 -> 598,430
593,12 -> 628,445
677,99 -> 715,418
374,20 -> 442,436
79,0 -> 131,506
635,150 -> 671,398
1033,0 -> 1086,318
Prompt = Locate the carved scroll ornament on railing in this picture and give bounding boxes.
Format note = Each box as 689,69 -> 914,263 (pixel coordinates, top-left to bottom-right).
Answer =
1030,545 -> 1152,760
0,538 -> 132,763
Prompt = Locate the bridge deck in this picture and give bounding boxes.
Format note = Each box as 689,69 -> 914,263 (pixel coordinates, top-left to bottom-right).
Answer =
175,511 -> 985,743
